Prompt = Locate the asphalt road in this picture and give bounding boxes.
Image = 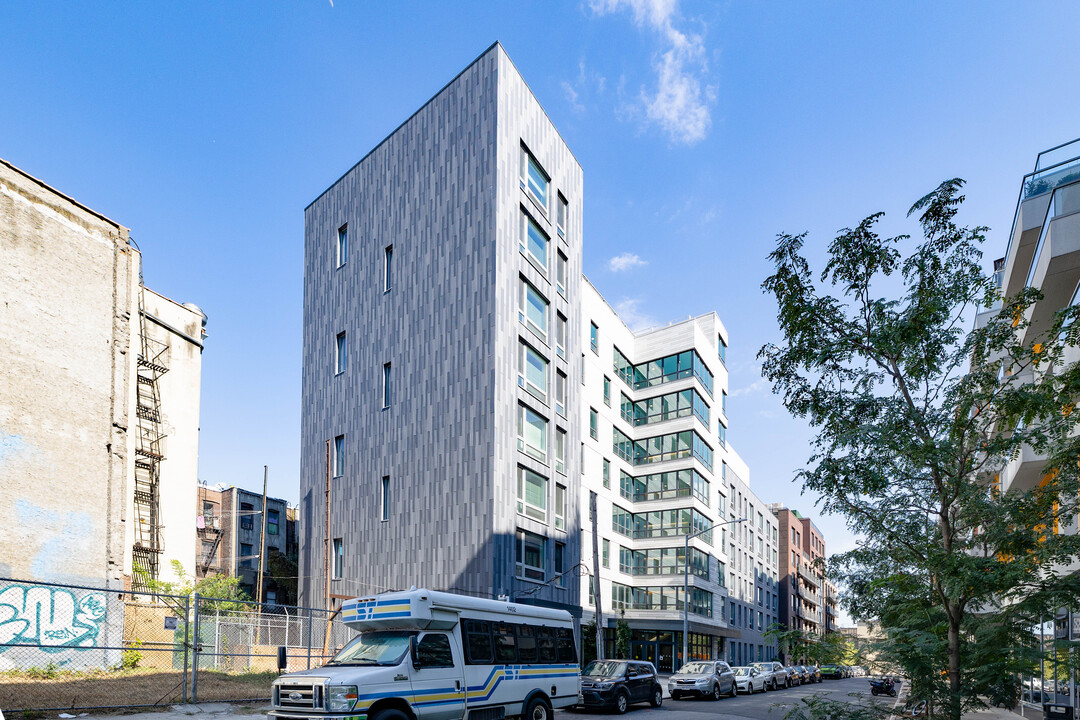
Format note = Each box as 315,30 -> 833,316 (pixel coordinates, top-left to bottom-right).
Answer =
561,677 -> 896,720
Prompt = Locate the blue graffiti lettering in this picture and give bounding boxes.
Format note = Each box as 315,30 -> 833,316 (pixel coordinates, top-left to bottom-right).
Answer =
0,585 -> 107,652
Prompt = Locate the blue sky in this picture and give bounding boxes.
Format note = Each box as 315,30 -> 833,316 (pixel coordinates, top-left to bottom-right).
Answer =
4,1 -> 1080,574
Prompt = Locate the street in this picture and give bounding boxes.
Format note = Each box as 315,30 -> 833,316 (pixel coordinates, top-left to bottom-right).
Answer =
562,677 -> 894,720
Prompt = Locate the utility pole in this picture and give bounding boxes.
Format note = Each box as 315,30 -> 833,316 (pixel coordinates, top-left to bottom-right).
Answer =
324,439 -> 331,611
256,465 -> 268,604
590,491 -> 604,660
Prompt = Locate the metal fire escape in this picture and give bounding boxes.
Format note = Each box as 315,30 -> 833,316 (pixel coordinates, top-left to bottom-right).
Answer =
132,290 -> 169,592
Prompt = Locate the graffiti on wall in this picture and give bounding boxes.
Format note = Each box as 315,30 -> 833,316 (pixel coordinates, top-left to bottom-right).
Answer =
0,584 -> 107,651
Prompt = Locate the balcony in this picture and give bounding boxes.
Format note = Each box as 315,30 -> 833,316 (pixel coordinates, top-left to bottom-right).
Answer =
998,441 -> 1049,494
1020,181 -> 1080,344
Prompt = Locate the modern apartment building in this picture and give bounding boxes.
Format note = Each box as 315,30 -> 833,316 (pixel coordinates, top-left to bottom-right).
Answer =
974,137 -> 1080,713
580,282 -> 765,670
197,484 -> 299,604
770,505 -> 828,644
824,580 -> 840,634
0,157 -> 206,593
299,43 -> 583,617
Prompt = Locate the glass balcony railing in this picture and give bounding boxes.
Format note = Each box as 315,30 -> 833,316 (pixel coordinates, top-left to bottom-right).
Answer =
1025,179 -> 1080,289
1002,138 -> 1080,273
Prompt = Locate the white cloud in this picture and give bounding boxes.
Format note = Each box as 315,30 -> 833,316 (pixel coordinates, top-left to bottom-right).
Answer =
730,377 -> 768,397
608,252 -> 647,272
589,0 -> 716,145
614,298 -> 658,332
561,81 -> 584,113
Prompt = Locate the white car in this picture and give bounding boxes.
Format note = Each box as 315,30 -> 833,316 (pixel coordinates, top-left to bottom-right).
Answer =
732,666 -> 768,694
751,661 -> 788,690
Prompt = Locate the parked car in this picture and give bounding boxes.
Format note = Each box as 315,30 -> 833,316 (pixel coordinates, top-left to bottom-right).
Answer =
786,666 -> 803,686
751,661 -> 789,690
732,666 -> 768,694
578,660 -> 663,714
806,665 -> 822,683
819,663 -> 842,679
668,660 -> 736,700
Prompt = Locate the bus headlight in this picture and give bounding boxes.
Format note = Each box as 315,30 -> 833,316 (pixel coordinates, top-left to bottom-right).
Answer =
327,685 -> 358,711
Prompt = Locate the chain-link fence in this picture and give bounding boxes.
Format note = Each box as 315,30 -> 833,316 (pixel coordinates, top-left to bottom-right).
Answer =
0,577 -> 357,712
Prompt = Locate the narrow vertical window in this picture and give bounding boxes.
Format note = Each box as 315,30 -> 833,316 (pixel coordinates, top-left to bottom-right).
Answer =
557,251 -> 568,297
722,389 -> 727,415
602,458 -> 611,489
590,408 -> 598,440
335,332 -> 346,374
384,245 -> 393,291
603,376 -> 611,406
555,429 -> 566,475
381,476 -> 390,521
556,312 -> 566,359
602,538 -> 610,568
555,370 -> 567,417
557,194 -> 568,237
718,422 -> 726,448
590,322 -> 599,354
333,435 -> 345,477
718,336 -> 727,366
555,484 -> 566,531
554,542 -> 566,587
383,362 -> 392,408
337,225 -> 348,268
332,538 -> 343,578
521,146 -> 550,209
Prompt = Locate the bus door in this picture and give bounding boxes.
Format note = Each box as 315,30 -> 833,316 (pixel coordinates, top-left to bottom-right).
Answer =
412,631 -> 467,720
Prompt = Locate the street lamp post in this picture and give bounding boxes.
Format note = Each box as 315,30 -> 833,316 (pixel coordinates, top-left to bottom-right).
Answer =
682,517 -> 746,671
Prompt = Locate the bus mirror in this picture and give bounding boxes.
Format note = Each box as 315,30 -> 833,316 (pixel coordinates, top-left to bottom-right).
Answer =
410,635 -> 420,669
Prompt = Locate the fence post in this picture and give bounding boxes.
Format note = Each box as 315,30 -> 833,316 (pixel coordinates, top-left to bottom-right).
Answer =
182,594 -> 190,704
306,607 -> 313,669
191,592 -> 201,703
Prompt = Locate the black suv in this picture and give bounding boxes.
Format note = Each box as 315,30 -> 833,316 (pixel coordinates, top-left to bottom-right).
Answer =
578,660 -> 663,714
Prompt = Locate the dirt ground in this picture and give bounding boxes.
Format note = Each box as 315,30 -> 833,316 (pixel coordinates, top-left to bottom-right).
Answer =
0,668 -> 275,712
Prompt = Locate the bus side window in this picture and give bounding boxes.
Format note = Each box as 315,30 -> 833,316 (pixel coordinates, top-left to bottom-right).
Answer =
417,633 -> 455,668
555,627 -> 577,663
516,625 -> 538,664
537,627 -> 557,663
493,623 -> 517,664
465,620 -> 493,665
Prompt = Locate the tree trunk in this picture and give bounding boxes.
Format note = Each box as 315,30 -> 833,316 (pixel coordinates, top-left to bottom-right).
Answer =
947,609 -> 962,720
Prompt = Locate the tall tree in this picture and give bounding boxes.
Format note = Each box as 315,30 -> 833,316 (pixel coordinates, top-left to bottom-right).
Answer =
760,179 -> 1080,719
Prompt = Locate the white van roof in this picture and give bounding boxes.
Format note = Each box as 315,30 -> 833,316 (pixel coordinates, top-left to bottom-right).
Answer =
341,588 -> 573,632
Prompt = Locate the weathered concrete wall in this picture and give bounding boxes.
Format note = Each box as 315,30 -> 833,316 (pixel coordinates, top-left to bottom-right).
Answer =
0,159 -> 133,590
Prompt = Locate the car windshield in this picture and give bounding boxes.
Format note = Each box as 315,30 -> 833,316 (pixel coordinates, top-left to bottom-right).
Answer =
751,662 -> 769,670
583,661 -> 628,678
733,667 -> 752,676
679,662 -> 713,674
326,631 -> 414,666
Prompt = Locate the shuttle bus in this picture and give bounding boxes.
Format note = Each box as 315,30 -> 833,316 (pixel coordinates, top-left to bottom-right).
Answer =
270,589 -> 579,720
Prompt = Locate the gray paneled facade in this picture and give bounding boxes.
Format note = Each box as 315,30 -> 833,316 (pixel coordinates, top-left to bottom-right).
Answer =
300,43 -> 582,616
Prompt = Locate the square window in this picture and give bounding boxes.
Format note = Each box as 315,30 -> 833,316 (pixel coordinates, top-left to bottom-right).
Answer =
520,279 -> 549,342
337,225 -> 347,268
520,212 -> 549,274
517,466 -> 548,523
520,342 -> 549,403
520,146 -> 550,210
516,529 -> 546,581
335,332 -> 346,375
333,435 -> 345,477
517,403 -> 548,462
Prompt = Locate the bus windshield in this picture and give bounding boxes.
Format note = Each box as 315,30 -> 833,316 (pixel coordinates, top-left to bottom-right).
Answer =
326,631 -> 414,666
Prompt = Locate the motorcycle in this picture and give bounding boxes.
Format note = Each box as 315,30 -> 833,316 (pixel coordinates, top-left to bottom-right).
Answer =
869,677 -> 897,697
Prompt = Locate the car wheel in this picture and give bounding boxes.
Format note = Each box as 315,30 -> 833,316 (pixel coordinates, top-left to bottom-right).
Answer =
523,697 -> 551,720
711,683 -> 722,701
614,691 -> 629,715
650,688 -> 663,708
729,680 -> 738,697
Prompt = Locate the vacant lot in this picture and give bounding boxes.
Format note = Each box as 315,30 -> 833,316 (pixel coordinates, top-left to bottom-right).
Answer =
0,668 -> 275,711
